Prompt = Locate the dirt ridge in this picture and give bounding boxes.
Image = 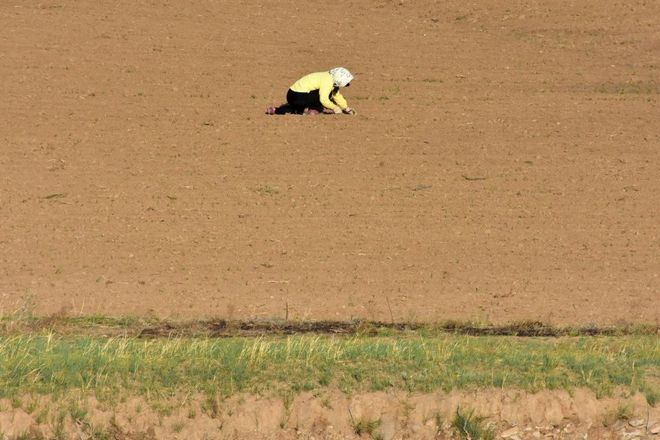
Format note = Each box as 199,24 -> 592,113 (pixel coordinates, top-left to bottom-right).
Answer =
1,389 -> 658,440
2,316 -> 657,338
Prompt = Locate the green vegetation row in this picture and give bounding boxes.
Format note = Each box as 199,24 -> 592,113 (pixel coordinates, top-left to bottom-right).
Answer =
0,334 -> 658,405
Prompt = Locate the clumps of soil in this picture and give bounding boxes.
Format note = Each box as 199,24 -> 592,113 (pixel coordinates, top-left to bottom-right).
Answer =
134,319 -> 659,338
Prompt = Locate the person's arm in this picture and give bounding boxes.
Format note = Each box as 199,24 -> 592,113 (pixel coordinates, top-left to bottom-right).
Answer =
319,78 -> 342,113
332,91 -> 356,114
332,91 -> 348,110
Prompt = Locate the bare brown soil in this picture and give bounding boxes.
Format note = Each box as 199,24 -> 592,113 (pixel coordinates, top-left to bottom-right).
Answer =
1,389 -> 658,440
1,0 -> 659,325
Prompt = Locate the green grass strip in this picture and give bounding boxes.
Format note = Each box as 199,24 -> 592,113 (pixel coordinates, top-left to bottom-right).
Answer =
0,335 -> 657,404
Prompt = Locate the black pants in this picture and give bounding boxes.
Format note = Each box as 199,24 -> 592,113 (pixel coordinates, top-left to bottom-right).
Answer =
275,88 -> 338,115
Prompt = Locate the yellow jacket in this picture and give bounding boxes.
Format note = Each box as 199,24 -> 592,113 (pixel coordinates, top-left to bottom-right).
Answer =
290,71 -> 348,111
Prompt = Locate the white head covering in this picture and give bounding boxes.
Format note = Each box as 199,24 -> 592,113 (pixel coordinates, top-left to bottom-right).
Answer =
329,67 -> 354,87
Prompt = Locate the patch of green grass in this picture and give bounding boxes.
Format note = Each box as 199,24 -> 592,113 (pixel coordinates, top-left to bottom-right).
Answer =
53,409 -> 66,440
643,384 -> 658,406
25,398 -> 37,414
615,403 -> 633,420
88,427 -> 114,440
69,399 -> 88,423
0,335 -> 657,404
69,315 -> 145,328
35,408 -> 49,424
11,396 -> 22,408
452,407 -> 494,440
201,394 -> 220,418
172,421 -> 185,433
603,402 -> 634,427
351,416 -> 381,437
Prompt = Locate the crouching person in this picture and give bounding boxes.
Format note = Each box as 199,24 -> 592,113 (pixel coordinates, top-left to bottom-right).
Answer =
266,67 -> 356,116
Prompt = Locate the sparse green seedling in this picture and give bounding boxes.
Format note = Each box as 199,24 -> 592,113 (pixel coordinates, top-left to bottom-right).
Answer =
253,184 -> 280,196
643,385 -> 658,406
279,390 -> 295,428
452,407 -> 494,440
596,80 -> 658,95
434,412 -> 444,435
53,410 -> 67,440
69,399 -> 88,423
615,403 -> 633,420
42,193 -> 67,200
35,409 -> 48,424
320,396 -> 333,409
603,403 -> 634,427
25,399 -> 37,414
202,394 -> 220,418
352,416 -> 381,437
172,421 -> 185,433
88,426 -> 113,440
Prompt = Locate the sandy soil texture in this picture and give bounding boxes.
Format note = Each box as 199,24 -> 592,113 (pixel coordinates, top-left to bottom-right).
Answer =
0,389 -> 658,440
1,0 -> 658,324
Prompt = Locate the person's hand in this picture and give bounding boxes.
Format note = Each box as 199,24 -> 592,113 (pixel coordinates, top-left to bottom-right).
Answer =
333,107 -> 342,114
343,107 -> 357,115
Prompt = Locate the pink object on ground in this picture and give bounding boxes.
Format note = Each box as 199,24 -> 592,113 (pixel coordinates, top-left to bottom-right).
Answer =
303,108 -> 320,115
265,106 -> 276,115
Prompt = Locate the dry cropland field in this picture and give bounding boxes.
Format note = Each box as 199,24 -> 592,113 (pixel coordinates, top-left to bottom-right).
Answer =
0,0 -> 659,439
